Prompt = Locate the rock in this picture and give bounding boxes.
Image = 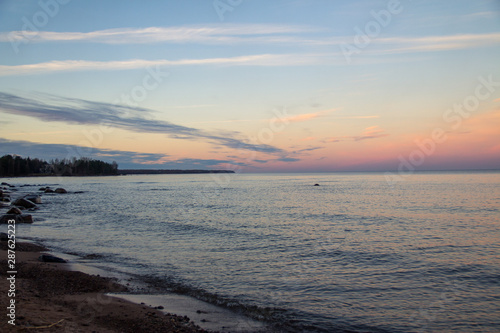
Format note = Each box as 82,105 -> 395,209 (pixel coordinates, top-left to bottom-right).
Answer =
314,183 -> 320,186
0,214 -> 33,224
25,194 -> 42,204
12,198 -> 37,209
0,197 -> 11,207
0,232 -> 7,241
44,188 -> 55,193
39,254 -> 67,263
39,187 -> 47,191
55,188 -> 67,194
6,207 -> 22,215
20,214 -> 33,223
1,182 -> 13,187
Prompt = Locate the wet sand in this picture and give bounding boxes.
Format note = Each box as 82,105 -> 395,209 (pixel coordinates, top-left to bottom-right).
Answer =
0,241 -> 211,332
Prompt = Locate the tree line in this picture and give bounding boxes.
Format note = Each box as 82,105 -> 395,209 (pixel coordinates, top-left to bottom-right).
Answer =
0,155 -> 118,177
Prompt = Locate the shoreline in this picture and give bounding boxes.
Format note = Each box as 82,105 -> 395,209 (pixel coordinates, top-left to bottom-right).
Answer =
0,240 -> 212,332
0,181 -> 267,332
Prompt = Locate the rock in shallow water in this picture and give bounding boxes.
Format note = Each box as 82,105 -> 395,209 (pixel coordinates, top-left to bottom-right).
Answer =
39,254 -> 67,263
6,207 -> 22,215
13,198 -> 37,209
0,214 -> 33,224
25,194 -> 42,204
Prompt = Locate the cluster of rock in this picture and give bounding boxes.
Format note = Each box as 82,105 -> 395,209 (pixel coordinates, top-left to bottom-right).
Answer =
39,186 -> 67,194
0,183 -> 68,224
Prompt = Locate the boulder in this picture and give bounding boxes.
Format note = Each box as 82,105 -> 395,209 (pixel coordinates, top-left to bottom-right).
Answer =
25,194 -> 42,204
20,214 -> 33,223
39,187 -> 47,191
44,188 -> 55,193
12,198 -> 37,209
0,197 -> 11,207
314,183 -> 320,186
0,214 -> 33,224
6,207 -> 22,215
55,188 -> 67,194
39,254 -> 67,263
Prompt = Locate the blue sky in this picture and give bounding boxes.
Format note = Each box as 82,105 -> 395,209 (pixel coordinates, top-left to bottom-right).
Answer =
0,0 -> 499,171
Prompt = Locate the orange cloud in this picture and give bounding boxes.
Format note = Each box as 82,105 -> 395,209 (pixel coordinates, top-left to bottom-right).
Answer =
280,108 -> 339,123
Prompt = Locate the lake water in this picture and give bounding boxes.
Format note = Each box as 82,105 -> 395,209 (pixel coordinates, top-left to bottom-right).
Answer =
3,172 -> 500,332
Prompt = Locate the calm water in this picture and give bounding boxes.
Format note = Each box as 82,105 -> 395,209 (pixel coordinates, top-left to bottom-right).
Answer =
3,172 -> 500,332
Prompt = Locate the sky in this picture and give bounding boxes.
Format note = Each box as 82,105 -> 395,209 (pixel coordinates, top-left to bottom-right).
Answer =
0,0 -> 499,172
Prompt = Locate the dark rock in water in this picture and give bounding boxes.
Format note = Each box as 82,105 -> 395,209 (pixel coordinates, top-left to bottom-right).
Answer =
25,194 -> 42,204
0,214 -> 33,224
55,188 -> 67,194
0,214 -> 17,224
20,214 -> 34,223
6,207 -> 22,215
84,253 -> 104,259
13,198 -> 37,209
314,183 -> 320,186
39,187 -> 47,191
0,197 -> 11,207
0,232 -> 7,241
44,188 -> 55,193
1,182 -> 13,187
39,254 -> 67,263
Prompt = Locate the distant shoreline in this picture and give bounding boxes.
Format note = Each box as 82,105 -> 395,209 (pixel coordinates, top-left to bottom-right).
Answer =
118,169 -> 235,175
0,169 -> 236,178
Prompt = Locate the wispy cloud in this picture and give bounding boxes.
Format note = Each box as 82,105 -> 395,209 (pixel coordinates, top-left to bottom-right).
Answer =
1,24 -> 498,53
324,126 -> 388,143
0,24 -> 319,44
0,138 -> 245,169
279,108 -> 339,123
0,92 -> 284,155
0,54 -> 317,76
371,32 -> 500,55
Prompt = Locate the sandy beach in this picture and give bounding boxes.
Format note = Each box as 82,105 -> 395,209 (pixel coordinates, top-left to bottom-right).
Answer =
0,240 -> 211,333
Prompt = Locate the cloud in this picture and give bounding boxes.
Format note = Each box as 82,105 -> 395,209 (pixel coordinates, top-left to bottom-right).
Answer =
0,24 -> 319,44
277,157 -> 301,162
0,54 -> 316,76
324,126 -> 389,143
352,126 -> 389,141
1,24 -> 498,54
0,137 -> 165,166
295,146 -> 324,153
0,92 -> 284,155
371,32 -> 500,55
279,108 -> 339,123
0,138 -> 247,170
